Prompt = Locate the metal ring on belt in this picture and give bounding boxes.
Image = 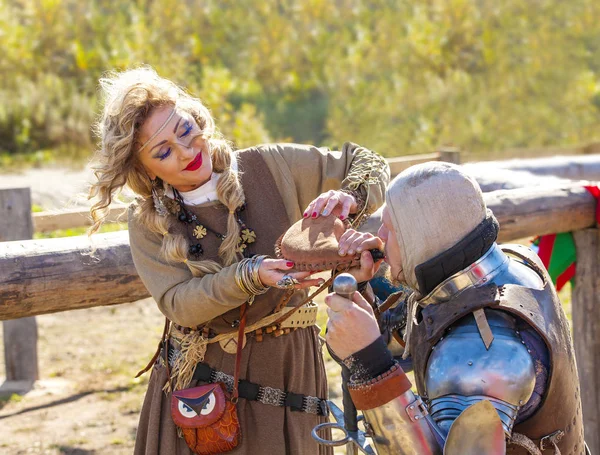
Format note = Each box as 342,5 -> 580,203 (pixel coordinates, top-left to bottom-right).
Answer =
192,362 -> 329,417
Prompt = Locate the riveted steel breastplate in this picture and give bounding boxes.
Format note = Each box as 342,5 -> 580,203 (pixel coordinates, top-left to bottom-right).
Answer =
426,310 -> 535,435
410,243 -> 585,454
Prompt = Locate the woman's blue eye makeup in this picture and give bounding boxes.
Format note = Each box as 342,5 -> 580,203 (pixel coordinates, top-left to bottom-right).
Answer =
180,121 -> 192,138
157,147 -> 171,160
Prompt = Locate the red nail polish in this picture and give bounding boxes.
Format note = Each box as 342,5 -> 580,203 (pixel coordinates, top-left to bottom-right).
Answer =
339,215 -> 345,220
286,262 -> 294,267
312,212 -> 317,218
303,212 -> 308,218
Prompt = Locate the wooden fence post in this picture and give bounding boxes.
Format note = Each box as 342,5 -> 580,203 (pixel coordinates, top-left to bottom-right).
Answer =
0,188 -> 38,394
437,146 -> 461,164
572,229 -> 600,453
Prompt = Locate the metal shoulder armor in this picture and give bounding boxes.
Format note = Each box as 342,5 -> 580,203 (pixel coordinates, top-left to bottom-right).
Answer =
425,309 -> 536,435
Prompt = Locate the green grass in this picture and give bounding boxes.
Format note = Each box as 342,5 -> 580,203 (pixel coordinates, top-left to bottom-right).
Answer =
0,150 -> 56,172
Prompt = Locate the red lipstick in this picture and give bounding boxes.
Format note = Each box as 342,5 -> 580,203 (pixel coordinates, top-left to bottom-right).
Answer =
183,152 -> 203,171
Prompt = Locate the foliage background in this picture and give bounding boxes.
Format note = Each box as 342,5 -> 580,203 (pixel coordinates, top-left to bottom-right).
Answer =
1,0 -> 600,162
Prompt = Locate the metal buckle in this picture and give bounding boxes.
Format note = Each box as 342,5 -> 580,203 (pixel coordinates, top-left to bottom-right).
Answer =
259,386 -> 286,407
406,396 -> 428,422
540,430 -> 564,451
303,396 -> 325,415
213,371 -> 235,394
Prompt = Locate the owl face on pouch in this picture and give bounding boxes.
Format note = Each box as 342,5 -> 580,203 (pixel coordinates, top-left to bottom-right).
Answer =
172,383 -> 226,428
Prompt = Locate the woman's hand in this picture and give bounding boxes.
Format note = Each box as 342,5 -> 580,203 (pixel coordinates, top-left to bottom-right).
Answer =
258,259 -> 324,290
303,190 -> 356,220
325,291 -> 381,359
338,230 -> 384,283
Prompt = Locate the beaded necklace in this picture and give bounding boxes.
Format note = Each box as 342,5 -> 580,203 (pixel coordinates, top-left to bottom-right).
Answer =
172,189 -> 257,259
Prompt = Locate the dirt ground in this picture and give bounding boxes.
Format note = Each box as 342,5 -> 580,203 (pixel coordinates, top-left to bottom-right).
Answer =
0,297 -> 345,455
0,299 -> 163,454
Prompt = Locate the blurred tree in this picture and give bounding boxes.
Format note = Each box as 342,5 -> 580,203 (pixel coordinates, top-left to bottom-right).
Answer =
0,0 -> 598,160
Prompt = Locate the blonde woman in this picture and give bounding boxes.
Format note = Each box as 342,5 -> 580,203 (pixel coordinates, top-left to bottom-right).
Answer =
89,67 -> 389,455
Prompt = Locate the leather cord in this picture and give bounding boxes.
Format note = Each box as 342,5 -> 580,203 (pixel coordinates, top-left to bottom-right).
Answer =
232,303 -> 247,403
135,317 -> 171,378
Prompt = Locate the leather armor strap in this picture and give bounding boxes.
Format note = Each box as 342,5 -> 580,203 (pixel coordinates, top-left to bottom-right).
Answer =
348,363 -> 412,410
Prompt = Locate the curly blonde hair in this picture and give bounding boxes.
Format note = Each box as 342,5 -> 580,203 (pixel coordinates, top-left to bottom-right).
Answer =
89,67 -> 244,275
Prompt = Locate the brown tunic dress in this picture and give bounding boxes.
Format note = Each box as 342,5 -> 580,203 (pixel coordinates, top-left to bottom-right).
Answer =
128,143 -> 389,454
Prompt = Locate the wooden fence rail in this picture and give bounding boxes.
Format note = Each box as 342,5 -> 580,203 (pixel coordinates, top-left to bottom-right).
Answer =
1,184 -> 596,320
483,153 -> 600,181
33,205 -> 128,233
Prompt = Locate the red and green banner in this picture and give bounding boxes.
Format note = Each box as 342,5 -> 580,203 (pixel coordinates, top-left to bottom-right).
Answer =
532,185 -> 600,291
534,233 -> 576,291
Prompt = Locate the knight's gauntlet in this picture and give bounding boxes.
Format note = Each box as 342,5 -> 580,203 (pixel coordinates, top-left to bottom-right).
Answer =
349,363 -> 443,455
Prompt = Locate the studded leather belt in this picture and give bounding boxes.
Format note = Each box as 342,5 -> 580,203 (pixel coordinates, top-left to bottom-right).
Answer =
192,362 -> 329,417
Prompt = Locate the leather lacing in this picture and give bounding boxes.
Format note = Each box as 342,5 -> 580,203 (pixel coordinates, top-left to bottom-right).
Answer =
509,430 -> 564,455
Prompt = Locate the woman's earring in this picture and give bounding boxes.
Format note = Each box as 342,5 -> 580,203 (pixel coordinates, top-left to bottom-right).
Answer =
151,178 -> 168,217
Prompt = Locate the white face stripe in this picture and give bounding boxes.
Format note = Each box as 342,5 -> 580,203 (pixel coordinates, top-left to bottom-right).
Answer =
138,107 -> 177,153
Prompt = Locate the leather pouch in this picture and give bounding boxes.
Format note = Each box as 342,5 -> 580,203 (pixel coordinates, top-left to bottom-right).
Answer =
170,304 -> 247,455
171,382 -> 241,455
275,208 -> 361,272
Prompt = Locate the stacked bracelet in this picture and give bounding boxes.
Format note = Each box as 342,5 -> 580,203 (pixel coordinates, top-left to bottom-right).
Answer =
235,255 -> 270,301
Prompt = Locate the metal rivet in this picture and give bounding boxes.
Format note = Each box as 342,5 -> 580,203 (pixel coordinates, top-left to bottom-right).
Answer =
415,415 -> 420,420
409,405 -> 414,410
468,361 -> 473,366
482,277 -> 487,282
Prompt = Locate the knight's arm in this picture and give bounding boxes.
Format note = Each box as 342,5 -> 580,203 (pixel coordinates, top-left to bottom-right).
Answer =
345,337 -> 444,455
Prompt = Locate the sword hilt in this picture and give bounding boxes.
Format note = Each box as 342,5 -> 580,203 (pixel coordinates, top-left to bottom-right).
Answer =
333,273 -> 358,301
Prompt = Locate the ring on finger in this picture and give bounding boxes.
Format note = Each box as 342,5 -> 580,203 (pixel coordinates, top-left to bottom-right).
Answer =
276,275 -> 299,290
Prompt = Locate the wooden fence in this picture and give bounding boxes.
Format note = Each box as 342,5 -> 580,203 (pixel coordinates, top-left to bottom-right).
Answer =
2,151 -> 600,451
